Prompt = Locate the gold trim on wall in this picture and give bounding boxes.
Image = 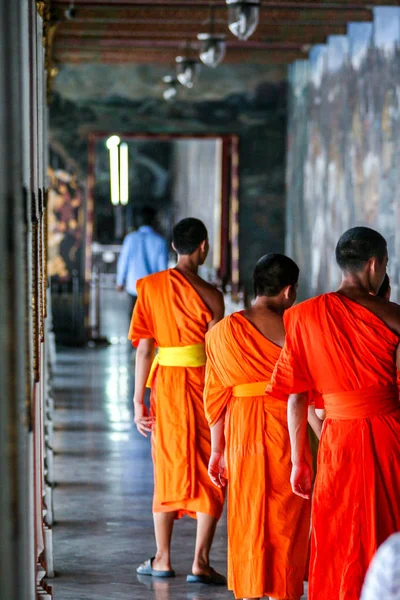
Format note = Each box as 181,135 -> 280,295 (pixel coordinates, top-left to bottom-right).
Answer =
36,0 -> 59,104
36,1 -> 45,18
43,189 -> 48,319
38,190 -> 45,343
32,217 -> 40,383
24,188 -> 33,430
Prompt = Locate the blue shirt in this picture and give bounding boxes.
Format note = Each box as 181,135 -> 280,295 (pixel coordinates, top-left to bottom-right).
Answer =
116,226 -> 168,296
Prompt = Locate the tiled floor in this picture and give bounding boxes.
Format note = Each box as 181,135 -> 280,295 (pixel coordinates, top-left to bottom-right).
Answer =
51,290 -> 308,600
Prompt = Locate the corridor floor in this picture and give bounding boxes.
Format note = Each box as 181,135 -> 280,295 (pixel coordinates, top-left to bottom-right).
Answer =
51,290 -> 308,600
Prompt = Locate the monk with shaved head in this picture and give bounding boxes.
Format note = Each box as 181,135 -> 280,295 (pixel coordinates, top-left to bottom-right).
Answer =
129,218 -> 226,585
204,253 -> 311,600
269,226 -> 400,600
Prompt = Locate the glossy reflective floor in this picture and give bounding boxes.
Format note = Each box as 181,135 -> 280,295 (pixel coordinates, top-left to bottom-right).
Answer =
52,290 -> 308,600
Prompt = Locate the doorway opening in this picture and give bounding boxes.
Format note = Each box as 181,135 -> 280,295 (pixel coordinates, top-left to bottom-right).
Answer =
86,133 -> 240,341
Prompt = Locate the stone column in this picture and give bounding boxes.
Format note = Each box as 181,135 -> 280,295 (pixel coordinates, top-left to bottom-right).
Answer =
0,1 -> 33,598
0,0 -> 52,597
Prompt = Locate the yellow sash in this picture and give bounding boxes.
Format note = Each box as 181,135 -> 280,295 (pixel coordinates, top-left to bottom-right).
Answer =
146,343 -> 206,388
232,381 -> 269,397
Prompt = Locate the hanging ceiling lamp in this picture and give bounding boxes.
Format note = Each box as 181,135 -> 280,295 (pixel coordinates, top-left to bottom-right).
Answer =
64,0 -> 77,19
226,0 -> 261,41
197,4 -> 226,68
162,75 -> 179,102
197,34 -> 226,68
176,55 -> 200,89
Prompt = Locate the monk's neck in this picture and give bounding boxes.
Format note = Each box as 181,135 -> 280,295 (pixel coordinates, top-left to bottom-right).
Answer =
338,273 -> 377,296
175,256 -> 200,276
251,296 -> 285,317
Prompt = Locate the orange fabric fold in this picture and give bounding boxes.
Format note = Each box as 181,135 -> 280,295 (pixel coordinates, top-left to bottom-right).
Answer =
129,269 -> 224,520
205,312 -> 310,600
269,292 -> 400,600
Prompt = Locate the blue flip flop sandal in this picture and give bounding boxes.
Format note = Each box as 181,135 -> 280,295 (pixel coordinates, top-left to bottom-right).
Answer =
186,568 -> 226,586
137,557 -> 176,578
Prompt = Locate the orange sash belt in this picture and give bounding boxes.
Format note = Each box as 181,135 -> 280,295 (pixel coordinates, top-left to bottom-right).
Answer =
323,385 -> 399,420
232,381 -> 269,397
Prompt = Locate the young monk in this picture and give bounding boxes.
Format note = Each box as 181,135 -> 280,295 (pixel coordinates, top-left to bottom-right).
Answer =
269,226 -> 400,600
129,218 -> 226,584
204,254 -> 311,600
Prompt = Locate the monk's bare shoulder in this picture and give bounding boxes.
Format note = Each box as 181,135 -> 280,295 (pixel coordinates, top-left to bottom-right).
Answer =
372,297 -> 400,336
196,279 -> 224,324
343,291 -> 400,337
179,270 -> 224,323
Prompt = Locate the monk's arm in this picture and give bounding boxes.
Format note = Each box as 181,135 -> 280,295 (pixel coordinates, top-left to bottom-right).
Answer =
308,405 -> 324,440
133,338 -> 155,437
210,413 -> 225,453
288,393 -> 312,499
209,413 -> 227,488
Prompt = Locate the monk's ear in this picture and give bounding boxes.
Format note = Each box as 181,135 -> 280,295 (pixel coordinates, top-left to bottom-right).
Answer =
368,257 -> 376,273
172,241 -> 177,253
200,238 -> 209,257
368,257 -> 381,292
283,285 -> 292,300
283,283 -> 297,305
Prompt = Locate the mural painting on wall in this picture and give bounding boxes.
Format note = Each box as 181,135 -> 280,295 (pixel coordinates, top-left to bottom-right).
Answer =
287,7 -> 400,301
48,165 -> 85,282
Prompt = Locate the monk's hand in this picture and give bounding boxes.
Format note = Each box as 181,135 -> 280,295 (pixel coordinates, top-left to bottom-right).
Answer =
134,402 -> 155,438
291,461 -> 312,500
208,452 -> 227,489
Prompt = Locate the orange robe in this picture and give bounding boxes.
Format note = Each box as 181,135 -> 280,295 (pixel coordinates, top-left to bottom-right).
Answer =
269,292 -> 400,600
129,269 -> 224,519
204,312 -> 311,600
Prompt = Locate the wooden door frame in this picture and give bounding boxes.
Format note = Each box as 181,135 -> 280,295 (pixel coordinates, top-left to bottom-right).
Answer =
86,131 -> 240,336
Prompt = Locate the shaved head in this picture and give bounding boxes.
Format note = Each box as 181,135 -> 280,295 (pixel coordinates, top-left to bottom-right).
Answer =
335,227 -> 387,273
253,253 -> 299,297
172,218 -> 208,256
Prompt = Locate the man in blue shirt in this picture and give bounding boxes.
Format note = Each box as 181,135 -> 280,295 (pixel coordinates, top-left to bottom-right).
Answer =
116,207 -> 168,315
